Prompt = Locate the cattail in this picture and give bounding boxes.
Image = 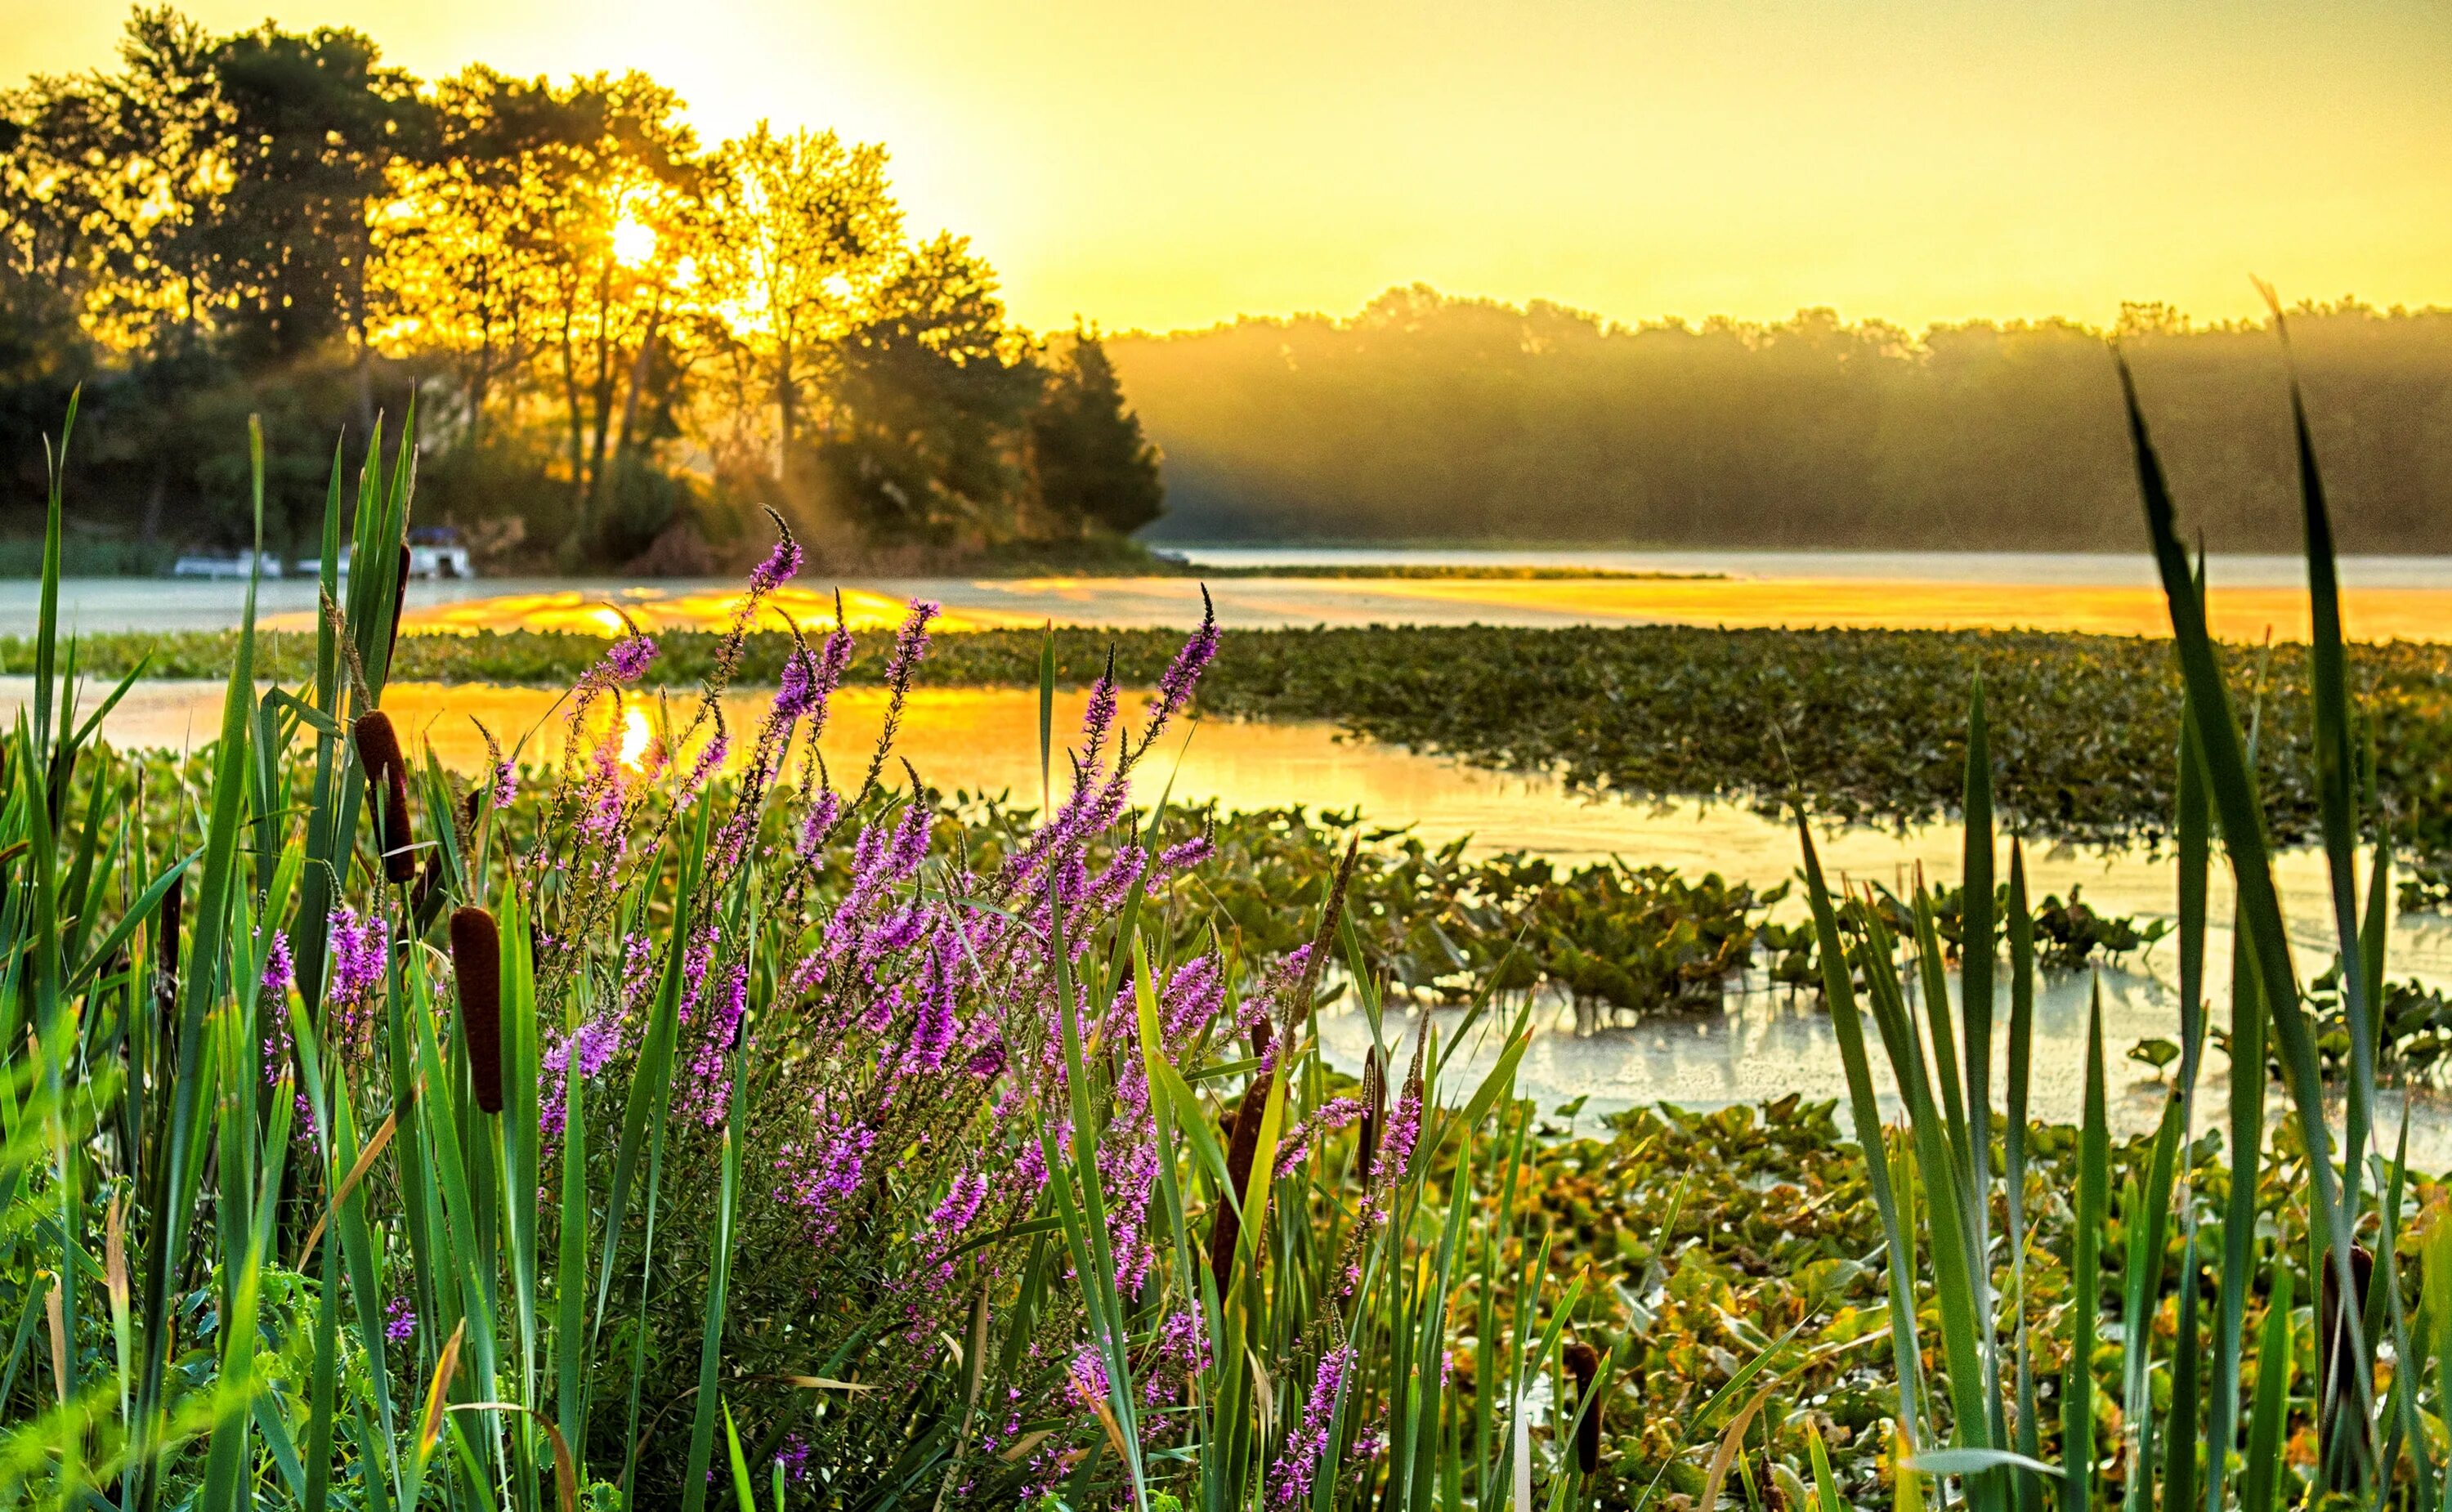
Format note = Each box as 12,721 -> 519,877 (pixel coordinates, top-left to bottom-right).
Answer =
1248,1016 -> 1273,1062
409,847 -> 445,915
450,906 -> 503,1114
1564,1340 -> 1604,1477
2320,1241 -> 2377,1488
154,870 -> 184,1013
1209,1069 -> 1273,1291
385,541 -> 411,666
355,710 -> 416,883
1357,1045 -> 1385,1181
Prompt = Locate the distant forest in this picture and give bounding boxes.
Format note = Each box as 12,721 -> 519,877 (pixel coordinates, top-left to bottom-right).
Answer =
1113,286 -> 2452,552
0,8 -> 1163,570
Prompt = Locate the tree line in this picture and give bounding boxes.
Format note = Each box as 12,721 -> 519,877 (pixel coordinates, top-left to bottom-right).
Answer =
1112,285 -> 2452,552
0,7 -> 1163,569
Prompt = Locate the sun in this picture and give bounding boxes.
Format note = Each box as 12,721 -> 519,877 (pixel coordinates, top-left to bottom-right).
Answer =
610,212 -> 658,267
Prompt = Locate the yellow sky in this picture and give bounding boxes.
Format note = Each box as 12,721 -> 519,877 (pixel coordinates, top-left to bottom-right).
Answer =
11,2 -> 2450,336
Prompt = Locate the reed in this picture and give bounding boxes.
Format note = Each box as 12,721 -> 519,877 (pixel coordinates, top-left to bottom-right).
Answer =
4,320 -> 2437,1512
1791,318 -> 2438,1512
0,402 -> 1595,1511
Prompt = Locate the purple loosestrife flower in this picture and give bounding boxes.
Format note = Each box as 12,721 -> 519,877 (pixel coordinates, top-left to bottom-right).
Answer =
539,1013 -> 627,1143
328,906 -> 385,1004
913,1170 -> 991,1290
803,626 -> 855,740
750,535 -> 803,594
1273,1344 -> 1355,1505
619,933 -> 655,1009
1076,667 -> 1118,785
383,1297 -> 416,1344
594,633 -> 657,686
1067,1346 -> 1112,1412
679,923 -> 718,1018
902,942 -> 960,1074
682,730 -> 728,797
579,778 -> 626,844
492,759 -> 517,809
680,961 -> 750,1125
261,931 -> 293,998
777,1111 -> 875,1243
1274,1095 -> 1367,1179
797,790 -> 841,861
1151,588 -> 1219,728
885,599 -> 939,687
773,1436 -> 813,1489
1367,1074 -> 1425,1223
773,648 -> 817,719
1157,834 -> 1214,873
1161,955 -> 1225,1040
324,905 -> 388,1059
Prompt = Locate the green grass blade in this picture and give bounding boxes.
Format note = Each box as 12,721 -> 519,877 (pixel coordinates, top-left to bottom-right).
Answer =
2062,987 -> 2107,1512
2119,356 -> 2378,1473
2239,1264 -> 2294,1512
1796,813 -> 1925,1438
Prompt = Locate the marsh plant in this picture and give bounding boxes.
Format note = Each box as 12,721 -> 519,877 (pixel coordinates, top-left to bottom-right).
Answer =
10,310 -> 2452,1512
0,403 -> 1629,1512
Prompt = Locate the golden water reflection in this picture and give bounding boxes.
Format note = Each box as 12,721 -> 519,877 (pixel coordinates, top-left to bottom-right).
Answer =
244,575 -> 2452,642
26,673 -> 2452,1148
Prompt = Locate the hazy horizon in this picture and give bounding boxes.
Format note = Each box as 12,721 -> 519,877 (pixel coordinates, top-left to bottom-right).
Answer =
9,1 -> 2448,337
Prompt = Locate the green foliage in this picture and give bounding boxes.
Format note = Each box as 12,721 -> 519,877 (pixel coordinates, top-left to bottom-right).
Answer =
0,11 -> 1166,567
38,617 -> 2452,874
1032,326 -> 1165,537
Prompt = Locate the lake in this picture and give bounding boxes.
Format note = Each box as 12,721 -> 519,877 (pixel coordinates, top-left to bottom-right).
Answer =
13,547 -> 2452,640
15,671 -> 2452,1156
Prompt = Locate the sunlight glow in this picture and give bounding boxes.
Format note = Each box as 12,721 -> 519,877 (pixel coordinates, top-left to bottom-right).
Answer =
617,706 -> 652,771
610,212 -> 657,268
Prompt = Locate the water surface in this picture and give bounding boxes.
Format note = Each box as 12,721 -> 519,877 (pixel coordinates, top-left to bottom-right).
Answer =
12,548 -> 2452,640
18,672 -> 2450,1155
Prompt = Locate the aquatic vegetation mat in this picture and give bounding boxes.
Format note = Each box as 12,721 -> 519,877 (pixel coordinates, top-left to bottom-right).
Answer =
28,619 -> 2452,873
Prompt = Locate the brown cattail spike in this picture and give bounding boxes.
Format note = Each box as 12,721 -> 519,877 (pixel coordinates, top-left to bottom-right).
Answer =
450,906 -> 504,1114
410,848 -> 444,915
155,870 -> 184,1013
1208,1069 -> 1274,1292
386,541 -> 412,667
1564,1340 -> 1604,1477
2320,1242 -> 2377,1489
354,711 -> 417,883
1358,1045 -> 1385,1181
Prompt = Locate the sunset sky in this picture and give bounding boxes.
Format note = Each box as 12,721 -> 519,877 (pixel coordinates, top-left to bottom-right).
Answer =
9,1 -> 2448,337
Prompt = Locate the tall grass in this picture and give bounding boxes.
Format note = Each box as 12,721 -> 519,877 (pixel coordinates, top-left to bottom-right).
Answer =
0,400 -> 1671,1510
5,314 -> 2444,1512
1799,320 -> 2445,1512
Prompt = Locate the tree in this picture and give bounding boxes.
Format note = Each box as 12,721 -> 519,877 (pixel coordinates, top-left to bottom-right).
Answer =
699,122 -> 902,524
1031,324 -> 1163,535
201,20 -> 427,402
817,233 -> 1040,546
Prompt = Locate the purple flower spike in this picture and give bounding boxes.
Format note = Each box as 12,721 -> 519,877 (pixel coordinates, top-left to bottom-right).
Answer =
886,599 -> 940,687
751,535 -> 803,594
1154,588 -> 1219,724
602,633 -> 657,685
261,931 -> 294,997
